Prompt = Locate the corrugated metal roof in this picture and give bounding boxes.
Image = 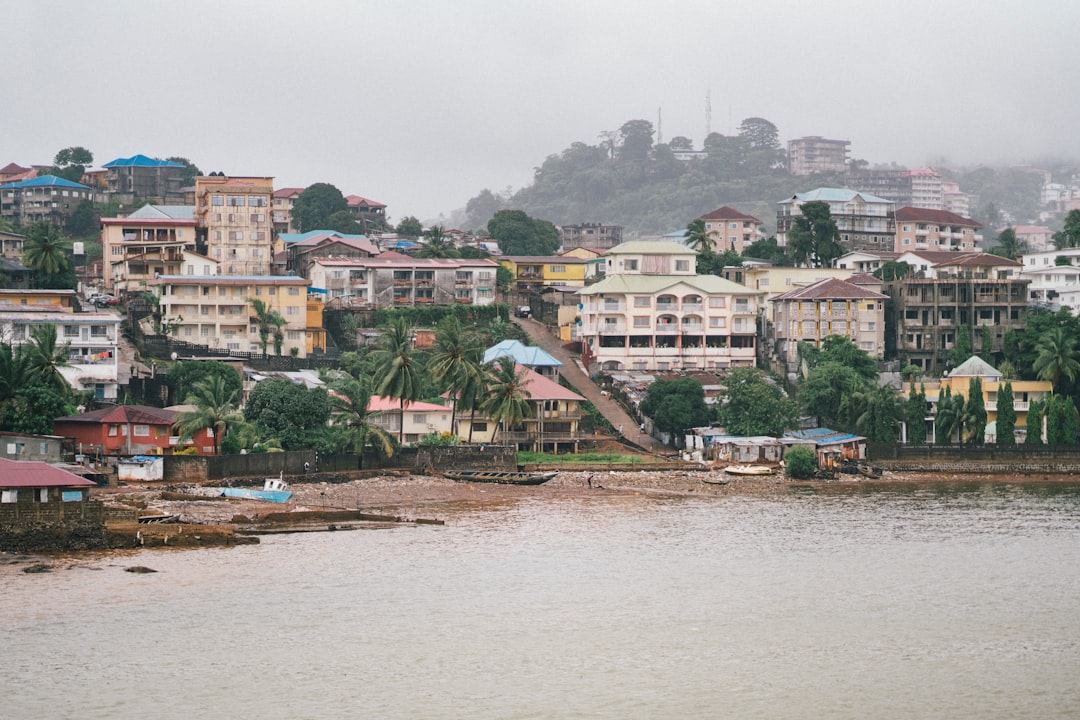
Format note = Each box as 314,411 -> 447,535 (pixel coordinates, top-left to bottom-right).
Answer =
578,273 -> 760,296
0,174 -> 91,190
779,188 -> 892,205
0,458 -> 98,488
483,340 -> 562,367
102,154 -> 184,168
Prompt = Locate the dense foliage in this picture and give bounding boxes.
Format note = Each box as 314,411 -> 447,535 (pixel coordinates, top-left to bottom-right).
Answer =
245,378 -> 331,450
784,446 -> 817,479
638,378 -> 710,443
714,367 -> 798,437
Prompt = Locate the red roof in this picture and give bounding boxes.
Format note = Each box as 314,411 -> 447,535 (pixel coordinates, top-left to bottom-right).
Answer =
0,458 -> 97,488
771,277 -> 887,302
368,396 -> 453,413
894,207 -> 981,228
345,195 -> 386,209
699,206 -> 762,223
0,162 -> 30,175
273,187 -> 305,198
54,405 -> 176,426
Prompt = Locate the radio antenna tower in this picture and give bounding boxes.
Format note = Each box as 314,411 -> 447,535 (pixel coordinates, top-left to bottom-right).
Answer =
705,90 -> 712,139
657,107 -> 663,145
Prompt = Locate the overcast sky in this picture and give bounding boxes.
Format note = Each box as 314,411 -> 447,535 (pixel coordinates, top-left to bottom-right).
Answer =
4,0 -> 1078,223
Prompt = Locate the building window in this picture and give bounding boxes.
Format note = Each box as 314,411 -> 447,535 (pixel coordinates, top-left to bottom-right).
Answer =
212,195 -> 224,206
108,425 -> 119,437
634,296 -> 650,307
633,316 -> 650,327
249,196 -> 267,207
227,195 -> 246,207
1,490 -> 17,503
63,325 -> 79,338
286,306 -> 299,316
550,265 -> 566,273
708,297 -> 726,308
133,424 -> 150,437
287,287 -> 300,296
625,260 -> 639,271
675,260 -> 690,272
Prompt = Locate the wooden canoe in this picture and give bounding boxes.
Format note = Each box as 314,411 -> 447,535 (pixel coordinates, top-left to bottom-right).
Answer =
443,470 -> 556,486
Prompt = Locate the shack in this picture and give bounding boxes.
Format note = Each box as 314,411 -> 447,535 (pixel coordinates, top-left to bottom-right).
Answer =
117,455 -> 164,482
0,458 -> 106,551
781,428 -> 867,469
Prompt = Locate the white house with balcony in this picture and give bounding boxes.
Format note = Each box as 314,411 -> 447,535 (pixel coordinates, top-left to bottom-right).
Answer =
307,254 -> 500,308
1020,247 -> 1080,310
0,307 -> 122,400
578,241 -> 762,373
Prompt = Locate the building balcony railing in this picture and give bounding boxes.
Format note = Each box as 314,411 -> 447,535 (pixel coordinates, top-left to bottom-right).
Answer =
655,303 -> 677,312
600,325 -> 627,334
682,303 -> 703,312
986,401 -> 1029,412
498,431 -> 583,443
655,325 -> 679,334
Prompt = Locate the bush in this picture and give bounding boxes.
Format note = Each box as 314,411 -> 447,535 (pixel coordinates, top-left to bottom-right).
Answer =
784,446 -> 817,479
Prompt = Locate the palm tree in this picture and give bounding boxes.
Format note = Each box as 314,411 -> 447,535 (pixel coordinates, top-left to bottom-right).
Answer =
1033,326 -> 1080,391
22,324 -> 70,391
418,225 -> 460,258
372,317 -> 424,444
249,298 -> 286,356
0,343 -> 26,417
481,359 -> 532,442
684,218 -> 712,253
854,383 -> 901,442
428,317 -> 483,435
23,221 -> 71,277
331,378 -> 395,466
934,386 -> 964,445
458,361 -> 490,444
175,375 -> 244,455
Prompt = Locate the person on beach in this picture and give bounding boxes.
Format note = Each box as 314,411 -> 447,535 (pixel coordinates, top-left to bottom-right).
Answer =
586,475 -> 593,488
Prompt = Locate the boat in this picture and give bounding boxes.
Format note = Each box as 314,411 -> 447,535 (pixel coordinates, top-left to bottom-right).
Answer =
210,476 -> 292,503
443,470 -> 556,486
701,475 -> 730,486
722,464 -> 776,476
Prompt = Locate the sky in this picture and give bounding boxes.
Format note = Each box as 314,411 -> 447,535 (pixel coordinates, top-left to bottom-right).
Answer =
4,0 -> 1079,224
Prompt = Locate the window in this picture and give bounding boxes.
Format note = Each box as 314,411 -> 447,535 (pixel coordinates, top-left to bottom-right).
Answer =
36,488 -> 48,503
108,424 -> 119,437
287,330 -> 301,340
633,296 -> 650,307
730,223 -> 738,229
675,260 -> 690,272
7,442 -> 23,454
709,317 -> 726,327
473,422 -> 488,432
412,414 -> 426,425
201,327 -> 210,337
64,325 -> 79,338
212,195 -> 224,206
1,490 -> 17,503
286,306 -> 299,316
550,265 -> 566,273
287,287 -> 300,296
249,196 -> 267,207
227,195 -> 246,207
251,232 -> 266,241
708,297 -> 726,308
133,424 -> 150,437
91,326 -> 108,337
633,317 -> 650,327
625,260 -> 639,271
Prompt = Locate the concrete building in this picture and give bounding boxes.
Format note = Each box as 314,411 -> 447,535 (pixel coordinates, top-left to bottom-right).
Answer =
1020,247 -> 1080,310
577,241 -> 761,373
483,339 -> 562,378
283,232 -> 379,277
308,254 -> 500,307
194,176 -> 274,276
272,187 -> 304,234
558,223 -> 624,251
0,230 -> 24,259
369,396 -> 453,445
776,188 -> 895,252
0,175 -> 95,227
500,255 -> 591,291
101,155 -> 186,204
894,207 -> 982,253
100,205 -> 200,293
699,206 -> 766,254
835,250 -> 900,275
54,405 -> 216,457
344,195 -> 388,233
1004,225 -> 1055,254
787,136 -> 850,176
724,265 -> 856,322
0,431 -> 68,463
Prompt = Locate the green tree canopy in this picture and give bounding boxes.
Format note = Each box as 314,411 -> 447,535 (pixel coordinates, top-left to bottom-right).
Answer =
737,117 -> 780,151
51,146 -> 93,182
996,381 -> 1016,445
166,157 -> 202,187
715,367 -> 798,436
639,378 -> 710,444
175,375 -> 244,455
372,317 -> 425,444
874,261 -> 911,282
292,183 -> 348,233
167,360 -> 243,406
787,201 -> 842,268
905,383 -> 928,444
799,361 -> 865,431
481,360 -> 533,440
244,378 -> 331,450
1024,398 -> 1044,445
963,377 -> 987,445
988,227 -> 1026,260
396,216 -> 424,237
487,210 -> 560,256
23,222 -> 72,280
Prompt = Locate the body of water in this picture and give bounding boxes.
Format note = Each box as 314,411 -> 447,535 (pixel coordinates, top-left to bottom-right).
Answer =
4,483 -> 1080,719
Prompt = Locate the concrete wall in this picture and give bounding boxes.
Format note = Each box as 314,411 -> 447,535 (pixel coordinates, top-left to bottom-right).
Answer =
163,450 -> 318,483
0,488 -> 105,526
0,435 -> 66,463
415,445 -> 516,473
867,442 -> 1080,473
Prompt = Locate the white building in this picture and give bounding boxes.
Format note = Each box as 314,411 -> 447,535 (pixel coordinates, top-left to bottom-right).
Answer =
776,188 -> 895,253
1021,247 -> 1080,310
308,254 -> 500,307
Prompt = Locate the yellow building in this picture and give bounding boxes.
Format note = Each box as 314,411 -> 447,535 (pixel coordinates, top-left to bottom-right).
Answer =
500,255 -> 590,290
725,265 -> 855,322
0,288 -> 78,309
305,299 -> 326,355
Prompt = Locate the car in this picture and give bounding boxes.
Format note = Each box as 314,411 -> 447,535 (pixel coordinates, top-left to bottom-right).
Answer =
91,294 -> 119,307
514,305 -> 531,319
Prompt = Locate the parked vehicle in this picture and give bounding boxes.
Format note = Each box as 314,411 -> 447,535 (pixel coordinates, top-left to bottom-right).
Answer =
91,294 -> 119,307
515,305 -> 531,318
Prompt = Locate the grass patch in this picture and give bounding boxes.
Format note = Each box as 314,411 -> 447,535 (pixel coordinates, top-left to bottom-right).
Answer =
517,451 -> 654,465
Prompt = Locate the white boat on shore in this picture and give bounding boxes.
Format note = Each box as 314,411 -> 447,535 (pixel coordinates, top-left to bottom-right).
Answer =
723,464 -> 776,476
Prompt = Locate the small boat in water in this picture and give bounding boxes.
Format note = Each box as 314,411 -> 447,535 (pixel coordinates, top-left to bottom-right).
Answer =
722,464 -> 776,476
443,470 -> 556,486
210,475 -> 292,503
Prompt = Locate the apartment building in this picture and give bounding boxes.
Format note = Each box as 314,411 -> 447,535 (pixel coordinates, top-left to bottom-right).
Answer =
283,232 -> 379,277
272,187 -> 303,233
151,275 -> 311,356
1005,225 -> 1054,253
726,266 -> 856,322
194,176 -> 274,276
500,255 -> 590,290
699,206 -> 766,254
344,195 -> 387,232
101,155 -> 186,203
558,223 -> 623,251
100,205 -> 199,293
768,277 -> 887,373
0,175 -> 95,227
577,241 -> 761,373
1020,247 -> 1080,310
787,136 -> 850,176
894,207 -> 982,253
308,254 -> 500,307
776,188 -> 895,252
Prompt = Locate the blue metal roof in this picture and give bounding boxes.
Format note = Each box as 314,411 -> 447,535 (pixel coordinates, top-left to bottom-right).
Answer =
483,340 -> 562,368
0,175 -> 91,190
102,154 -> 184,168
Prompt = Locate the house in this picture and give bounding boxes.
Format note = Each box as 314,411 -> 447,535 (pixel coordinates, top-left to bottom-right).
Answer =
368,396 -> 454,445
904,356 -> 1052,444
101,155 -> 186,203
699,206 -> 766,254
0,458 -> 103,536
53,405 -> 215,457
781,428 -> 867,468
776,188 -> 895,252
882,254 -> 1028,373
500,255 -> 591,290
0,162 -> 35,184
344,195 -> 388,232
0,431 -> 69,462
787,136 -> 850,176
0,288 -> 78,309
1020,247 -> 1080,310
454,364 -> 585,453
151,274 -> 312,356
483,339 -> 562,378
768,277 -> 888,373
194,175 -> 274,276
835,250 -> 900,274
578,241 -> 761,373
0,175 -> 95,227
684,431 -> 784,465
283,232 -> 379,277
308,254 -> 500,307
100,205 -> 202,293
724,265 -> 855,323
0,229 -> 24,259
894,207 -> 982,253
558,223 -> 623,251
1003,225 -> 1055,254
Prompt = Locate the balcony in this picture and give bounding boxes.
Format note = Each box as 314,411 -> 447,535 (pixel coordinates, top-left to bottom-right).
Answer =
682,303 -> 703,312
656,303 -> 677,312
986,401 -> 1030,412
600,323 -> 627,335
655,324 -> 678,334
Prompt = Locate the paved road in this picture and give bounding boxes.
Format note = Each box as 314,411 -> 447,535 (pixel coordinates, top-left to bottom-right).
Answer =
513,316 -> 673,455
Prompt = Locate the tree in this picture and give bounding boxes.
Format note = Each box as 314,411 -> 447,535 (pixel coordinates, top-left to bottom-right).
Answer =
418,226 -> 460,258
22,324 -> 70,392
744,237 -> 790,265
787,201 -> 842,268
737,117 -> 780,151
996,381 -> 1016,445
948,328 -> 973,368
684,218 -> 712,253
175,375 -> 244,455
51,146 -> 93,182
166,157 -> 202,187
799,362 -> 865,431
979,326 -> 993,362
428,316 -> 483,435
935,386 -> 964,445
396,216 -> 423,237
244,378 -> 331,450
249,298 -> 286,355
715,367 -> 798,436
1062,396 -> 1078,445
487,209 -> 560,256
639,378 -> 710,445
291,183 -> 348,232
905,383 -> 928,444
0,373 -> 77,436
874,261 -> 911,282
481,360 -> 532,441
23,222 -> 71,278
1024,398 -> 1044,445
784,445 -> 817,479
668,136 -> 693,151
962,377 -> 987,445
464,190 -> 503,231
1053,209 -> 1080,249
372,317 -> 425,444
989,227 -> 1026,260
66,199 -> 97,236
328,210 -> 364,235
167,360 -> 243,406
855,383 -> 901,442
815,335 -> 879,383
331,377 -> 395,465
1045,395 -> 1063,445
616,119 -> 654,163
1033,326 -> 1080,392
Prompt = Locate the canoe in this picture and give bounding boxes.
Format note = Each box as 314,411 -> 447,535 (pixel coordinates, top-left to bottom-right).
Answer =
701,476 -> 730,486
216,487 -> 293,503
723,465 -> 776,476
443,470 -> 556,486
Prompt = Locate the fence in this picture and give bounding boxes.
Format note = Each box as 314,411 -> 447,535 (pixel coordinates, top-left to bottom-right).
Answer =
164,450 -> 318,483
140,335 -> 341,371
866,442 -> 1080,473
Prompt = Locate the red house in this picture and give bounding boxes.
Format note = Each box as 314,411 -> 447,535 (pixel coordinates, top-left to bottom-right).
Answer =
53,405 -> 215,457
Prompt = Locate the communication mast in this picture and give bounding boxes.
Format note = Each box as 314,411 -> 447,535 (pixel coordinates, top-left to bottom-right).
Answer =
657,107 -> 662,145
705,90 -> 712,139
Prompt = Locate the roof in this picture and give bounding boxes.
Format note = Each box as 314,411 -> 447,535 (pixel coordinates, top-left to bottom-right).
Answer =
699,206 -> 762,223
345,195 -> 386,209
102,154 -> 184,169
0,458 -> 97,489
605,240 -> 698,256
153,275 -> 308,285
502,255 -> 590,264
895,207 -> 982,228
296,235 -> 378,255
483,340 -> 562,368
368,396 -> 452,413
311,256 -> 498,269
578,273 -> 760,297
518,366 -> 584,402
779,188 -> 892,205
0,174 -> 91,190
273,187 -> 305,199
782,428 -> 865,445
947,356 -> 1002,379
125,204 -> 196,221
280,230 -> 369,245
933,254 -> 1021,268
54,405 -> 176,426
770,277 -> 887,302
0,162 -> 30,174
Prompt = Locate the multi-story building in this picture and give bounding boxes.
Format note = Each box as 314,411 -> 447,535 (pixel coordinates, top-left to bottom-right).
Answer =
906,168 -> 944,210
1020,247 -> 1080,310
0,175 -> 95,227
893,207 -> 982,253
101,155 -> 186,203
151,275 -> 312,356
1004,225 -> 1054,254
787,136 -> 850,176
699,206 -> 766,254
0,162 -> 34,184
577,241 -> 761,373
344,195 -> 387,233
835,250 -> 900,274
194,176 -> 274,276
368,396 -> 453,445
0,230 -> 24,259
282,231 -> 379,277
308,255 -> 501,307
272,187 -> 304,234
0,304 -> 121,400
558,223 -> 623,251
776,188 -> 895,252
882,254 -> 1028,373
0,288 -> 78,309
768,277 -> 887,373
500,255 -> 590,291
725,266 -> 856,323
941,181 -> 973,217
100,205 -> 199,293
53,405 -> 216,457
